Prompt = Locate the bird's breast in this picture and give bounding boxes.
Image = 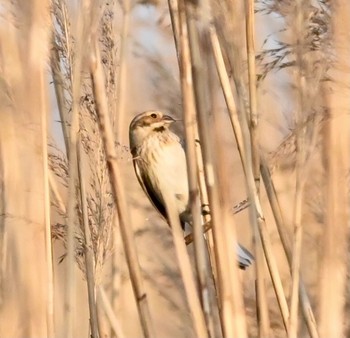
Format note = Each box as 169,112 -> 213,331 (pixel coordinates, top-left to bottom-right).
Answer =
139,134 -> 189,213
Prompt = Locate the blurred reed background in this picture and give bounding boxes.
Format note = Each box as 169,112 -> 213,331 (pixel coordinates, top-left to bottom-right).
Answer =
0,0 -> 349,337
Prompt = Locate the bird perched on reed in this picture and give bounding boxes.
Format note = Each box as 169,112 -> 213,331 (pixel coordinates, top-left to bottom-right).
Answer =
129,110 -> 253,269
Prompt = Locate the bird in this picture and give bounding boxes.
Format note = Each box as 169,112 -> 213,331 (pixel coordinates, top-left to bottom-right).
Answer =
129,110 -> 254,269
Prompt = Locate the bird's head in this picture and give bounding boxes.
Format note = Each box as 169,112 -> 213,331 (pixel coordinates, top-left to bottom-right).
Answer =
129,110 -> 176,148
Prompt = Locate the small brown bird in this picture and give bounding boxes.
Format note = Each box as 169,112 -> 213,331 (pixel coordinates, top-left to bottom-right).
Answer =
129,110 -> 253,269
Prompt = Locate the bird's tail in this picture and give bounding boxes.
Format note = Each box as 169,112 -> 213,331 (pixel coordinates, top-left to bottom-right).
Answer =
236,244 -> 254,269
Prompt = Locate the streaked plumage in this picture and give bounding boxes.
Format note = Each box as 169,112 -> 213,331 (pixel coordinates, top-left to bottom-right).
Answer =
129,110 -> 253,269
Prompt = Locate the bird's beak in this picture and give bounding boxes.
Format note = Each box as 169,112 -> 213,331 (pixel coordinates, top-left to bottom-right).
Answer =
162,115 -> 176,124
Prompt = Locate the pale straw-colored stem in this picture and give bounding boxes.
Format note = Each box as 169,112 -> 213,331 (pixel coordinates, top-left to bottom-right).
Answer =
163,190 -> 209,338
115,0 -> 130,139
186,10 -> 248,334
90,40 -> 155,338
176,0 -> 214,334
167,0 -> 180,57
195,138 -> 220,337
64,1 -> 87,332
64,94 -> 79,338
49,172 -> 67,214
260,156 -> 319,338
51,47 -> 70,154
40,50 -> 55,338
288,2 -> 306,337
98,286 -> 126,338
210,26 -> 290,333
245,1 -> 271,336
112,0 -> 130,325
77,139 -> 100,338
319,1 -> 350,336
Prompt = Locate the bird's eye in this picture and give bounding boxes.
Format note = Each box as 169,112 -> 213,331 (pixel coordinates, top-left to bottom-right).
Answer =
150,113 -> 157,119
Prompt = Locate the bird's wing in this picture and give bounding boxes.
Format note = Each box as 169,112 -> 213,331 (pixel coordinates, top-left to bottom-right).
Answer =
133,160 -> 167,220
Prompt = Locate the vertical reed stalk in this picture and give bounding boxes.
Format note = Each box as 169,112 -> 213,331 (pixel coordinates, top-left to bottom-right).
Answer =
51,0 -> 75,156
289,2 -> 307,337
51,47 -> 70,154
64,2 -> 87,333
112,0 -> 130,325
186,9 -> 248,334
64,90 -> 79,338
90,40 -> 155,338
175,0 -> 214,334
41,75 -> 55,338
167,0 -> 180,57
289,156 -> 304,338
77,139 -> 100,338
245,1 -> 271,336
260,156 -> 319,338
30,1 -> 53,336
245,0 -> 259,187
163,190 -> 209,338
49,172 -> 67,214
0,1 -> 51,335
98,286 -> 126,338
319,1 -> 350,336
209,56 -> 248,338
115,0 -> 130,138
210,26 -> 290,333
195,140 -> 220,337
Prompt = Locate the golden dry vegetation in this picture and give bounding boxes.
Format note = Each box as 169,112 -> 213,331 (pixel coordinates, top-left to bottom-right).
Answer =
0,0 -> 349,337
